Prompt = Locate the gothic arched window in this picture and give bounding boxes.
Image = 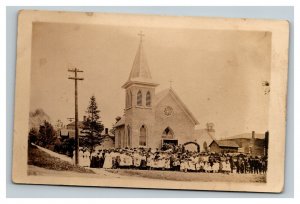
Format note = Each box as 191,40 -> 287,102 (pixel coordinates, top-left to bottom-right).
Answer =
129,90 -> 132,107
127,125 -> 131,147
146,91 -> 151,107
162,127 -> 174,138
137,90 -> 142,106
126,92 -> 129,108
139,125 -> 146,146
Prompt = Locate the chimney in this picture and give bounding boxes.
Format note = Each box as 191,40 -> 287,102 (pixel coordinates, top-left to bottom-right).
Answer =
83,116 -> 87,122
252,131 -> 255,139
105,128 -> 108,135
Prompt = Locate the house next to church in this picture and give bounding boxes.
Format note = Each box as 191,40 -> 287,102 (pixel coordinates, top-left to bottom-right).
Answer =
114,33 -> 218,151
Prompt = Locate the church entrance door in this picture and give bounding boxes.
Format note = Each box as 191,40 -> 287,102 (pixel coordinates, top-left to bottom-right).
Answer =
162,139 -> 178,146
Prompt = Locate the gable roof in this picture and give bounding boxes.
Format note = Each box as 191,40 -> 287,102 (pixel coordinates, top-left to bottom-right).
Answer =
154,88 -> 199,125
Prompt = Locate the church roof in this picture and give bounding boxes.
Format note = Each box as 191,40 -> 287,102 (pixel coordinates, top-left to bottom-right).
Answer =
114,117 -> 125,128
194,129 -> 216,146
122,35 -> 159,88
155,88 -> 199,125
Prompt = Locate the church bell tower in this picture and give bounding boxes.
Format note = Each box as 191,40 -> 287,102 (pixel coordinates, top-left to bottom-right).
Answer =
122,32 -> 159,148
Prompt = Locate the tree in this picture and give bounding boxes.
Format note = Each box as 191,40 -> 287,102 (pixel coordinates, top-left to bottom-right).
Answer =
81,96 -> 104,158
36,120 -> 56,148
28,128 -> 38,144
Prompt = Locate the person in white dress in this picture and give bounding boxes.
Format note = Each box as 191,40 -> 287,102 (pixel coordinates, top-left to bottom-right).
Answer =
82,151 -> 90,167
125,153 -> 133,167
213,161 -> 220,173
103,151 -> 113,169
204,162 -> 211,173
222,160 -> 231,174
133,151 -> 141,168
180,159 -> 188,173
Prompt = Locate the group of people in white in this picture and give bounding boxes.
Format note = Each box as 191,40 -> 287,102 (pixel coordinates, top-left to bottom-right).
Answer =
73,146 -> 267,174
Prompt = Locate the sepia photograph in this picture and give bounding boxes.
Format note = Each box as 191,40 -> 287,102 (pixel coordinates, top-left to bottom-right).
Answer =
12,10 -> 289,192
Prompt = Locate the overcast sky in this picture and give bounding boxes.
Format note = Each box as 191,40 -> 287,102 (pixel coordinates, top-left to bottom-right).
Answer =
30,22 -> 271,139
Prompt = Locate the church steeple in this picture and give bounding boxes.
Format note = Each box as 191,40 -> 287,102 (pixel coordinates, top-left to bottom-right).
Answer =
122,32 -> 159,89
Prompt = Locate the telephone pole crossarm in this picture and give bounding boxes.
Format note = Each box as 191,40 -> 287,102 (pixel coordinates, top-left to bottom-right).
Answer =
68,68 -> 83,73
68,77 -> 84,80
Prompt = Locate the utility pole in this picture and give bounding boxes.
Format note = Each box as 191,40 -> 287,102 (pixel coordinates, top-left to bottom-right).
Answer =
68,68 -> 84,165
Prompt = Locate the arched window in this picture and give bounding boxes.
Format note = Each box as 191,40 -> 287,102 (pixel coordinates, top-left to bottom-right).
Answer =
126,92 -> 129,108
146,91 -> 151,107
139,125 -> 146,146
127,125 -> 131,147
162,127 -> 174,138
137,90 -> 142,106
129,90 -> 132,107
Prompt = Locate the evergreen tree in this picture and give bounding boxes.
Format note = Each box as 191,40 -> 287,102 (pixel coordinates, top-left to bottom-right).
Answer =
28,128 -> 38,144
37,120 -> 56,148
81,96 -> 104,158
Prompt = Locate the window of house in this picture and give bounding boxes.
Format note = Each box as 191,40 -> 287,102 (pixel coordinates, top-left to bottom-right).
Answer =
137,90 -> 142,106
139,125 -> 146,146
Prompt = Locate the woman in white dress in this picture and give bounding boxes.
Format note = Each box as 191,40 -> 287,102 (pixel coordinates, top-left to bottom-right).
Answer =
81,151 -> 89,167
223,160 -> 231,174
180,159 -> 188,173
213,161 -> 220,173
103,151 -> 113,169
78,150 -> 84,166
204,162 -> 211,173
164,156 -> 171,170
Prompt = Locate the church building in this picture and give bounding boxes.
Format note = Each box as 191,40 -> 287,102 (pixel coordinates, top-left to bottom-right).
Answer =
114,33 -> 214,150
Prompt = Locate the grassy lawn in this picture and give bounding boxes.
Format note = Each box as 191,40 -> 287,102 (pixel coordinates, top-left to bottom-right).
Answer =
28,144 -> 94,174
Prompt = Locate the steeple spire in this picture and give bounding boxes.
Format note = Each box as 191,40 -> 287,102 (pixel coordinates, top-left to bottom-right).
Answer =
122,32 -> 159,89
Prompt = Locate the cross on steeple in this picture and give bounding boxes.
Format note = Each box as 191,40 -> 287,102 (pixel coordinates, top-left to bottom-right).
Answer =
138,31 -> 145,42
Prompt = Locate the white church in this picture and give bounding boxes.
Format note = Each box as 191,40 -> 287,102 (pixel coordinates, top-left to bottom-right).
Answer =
114,33 -> 216,151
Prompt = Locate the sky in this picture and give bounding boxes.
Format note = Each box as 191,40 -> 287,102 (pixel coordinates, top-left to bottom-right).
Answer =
30,22 -> 271,139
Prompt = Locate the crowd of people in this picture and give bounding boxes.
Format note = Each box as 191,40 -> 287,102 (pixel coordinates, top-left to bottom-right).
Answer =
75,145 -> 268,174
